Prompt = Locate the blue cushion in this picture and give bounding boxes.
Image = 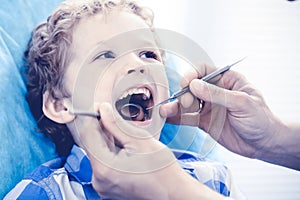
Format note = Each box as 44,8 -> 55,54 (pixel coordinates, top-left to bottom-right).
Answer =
0,0 -> 62,198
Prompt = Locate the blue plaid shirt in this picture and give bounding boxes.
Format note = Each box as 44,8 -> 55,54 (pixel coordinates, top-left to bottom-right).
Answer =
5,145 -> 245,199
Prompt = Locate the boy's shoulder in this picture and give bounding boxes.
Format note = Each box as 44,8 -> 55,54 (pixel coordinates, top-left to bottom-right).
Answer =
173,149 -> 229,176
4,157 -> 67,200
5,146 -> 98,199
173,149 -> 231,196
23,156 -> 67,183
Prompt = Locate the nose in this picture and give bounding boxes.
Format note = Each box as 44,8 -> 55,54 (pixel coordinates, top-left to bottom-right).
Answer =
122,53 -> 148,75
127,66 -> 146,75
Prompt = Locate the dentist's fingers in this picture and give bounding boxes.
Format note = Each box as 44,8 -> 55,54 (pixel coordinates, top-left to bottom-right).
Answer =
99,103 -> 130,146
73,114 -> 115,165
179,64 -> 221,109
189,79 -> 233,109
187,69 -> 258,111
159,101 -> 201,127
159,101 -> 180,118
179,69 -> 198,109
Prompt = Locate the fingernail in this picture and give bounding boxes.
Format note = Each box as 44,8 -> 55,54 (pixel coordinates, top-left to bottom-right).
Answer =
159,104 -> 167,117
181,93 -> 194,108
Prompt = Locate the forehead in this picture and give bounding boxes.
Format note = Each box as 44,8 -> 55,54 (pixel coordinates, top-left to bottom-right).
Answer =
69,10 -> 157,61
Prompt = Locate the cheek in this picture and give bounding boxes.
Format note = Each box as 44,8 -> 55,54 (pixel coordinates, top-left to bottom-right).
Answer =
94,82 -> 113,103
151,67 -> 169,100
70,62 -> 116,110
94,72 -> 117,105
71,61 -> 142,111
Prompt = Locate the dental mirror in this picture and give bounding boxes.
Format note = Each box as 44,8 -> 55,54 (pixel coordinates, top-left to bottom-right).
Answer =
119,103 -> 143,120
69,103 -> 144,120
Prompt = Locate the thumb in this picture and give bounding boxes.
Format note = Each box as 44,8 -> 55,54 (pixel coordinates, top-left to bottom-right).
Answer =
189,79 -> 233,108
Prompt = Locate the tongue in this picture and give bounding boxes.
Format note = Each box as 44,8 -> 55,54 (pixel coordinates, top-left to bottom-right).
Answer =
115,93 -> 149,121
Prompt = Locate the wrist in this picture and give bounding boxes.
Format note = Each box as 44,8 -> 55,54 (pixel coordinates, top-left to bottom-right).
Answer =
165,163 -> 226,200
278,122 -> 300,169
255,119 -> 300,170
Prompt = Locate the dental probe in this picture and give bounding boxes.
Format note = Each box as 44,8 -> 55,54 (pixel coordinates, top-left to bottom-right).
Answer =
146,57 -> 246,110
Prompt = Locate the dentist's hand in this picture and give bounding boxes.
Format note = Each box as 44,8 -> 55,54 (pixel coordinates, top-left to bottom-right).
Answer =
160,65 -> 295,169
74,103 -> 226,200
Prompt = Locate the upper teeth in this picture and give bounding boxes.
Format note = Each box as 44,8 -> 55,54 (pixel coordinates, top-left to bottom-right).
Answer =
119,87 -> 151,100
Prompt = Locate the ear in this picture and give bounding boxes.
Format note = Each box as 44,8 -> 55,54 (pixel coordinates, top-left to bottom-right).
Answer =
42,91 -> 75,124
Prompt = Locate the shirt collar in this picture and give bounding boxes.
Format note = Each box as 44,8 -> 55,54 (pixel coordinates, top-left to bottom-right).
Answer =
63,146 -> 204,184
64,145 -> 92,184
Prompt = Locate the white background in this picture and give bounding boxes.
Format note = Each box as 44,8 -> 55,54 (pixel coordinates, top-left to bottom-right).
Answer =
143,0 -> 300,199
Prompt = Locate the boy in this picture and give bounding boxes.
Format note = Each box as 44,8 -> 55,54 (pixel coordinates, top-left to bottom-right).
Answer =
5,0 -> 244,199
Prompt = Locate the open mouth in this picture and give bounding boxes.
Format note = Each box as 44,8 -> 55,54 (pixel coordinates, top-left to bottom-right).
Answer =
115,87 -> 154,121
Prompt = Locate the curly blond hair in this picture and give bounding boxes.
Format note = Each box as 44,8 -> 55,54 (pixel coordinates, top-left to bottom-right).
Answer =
25,0 -> 154,156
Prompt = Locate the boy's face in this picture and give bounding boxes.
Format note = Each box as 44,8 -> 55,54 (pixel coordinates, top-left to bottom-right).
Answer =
63,10 -> 169,137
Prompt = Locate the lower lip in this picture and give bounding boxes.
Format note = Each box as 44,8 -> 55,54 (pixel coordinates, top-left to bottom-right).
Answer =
130,118 -> 153,127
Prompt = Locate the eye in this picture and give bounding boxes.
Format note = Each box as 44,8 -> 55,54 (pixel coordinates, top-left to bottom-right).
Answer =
95,51 -> 115,60
139,51 -> 161,61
